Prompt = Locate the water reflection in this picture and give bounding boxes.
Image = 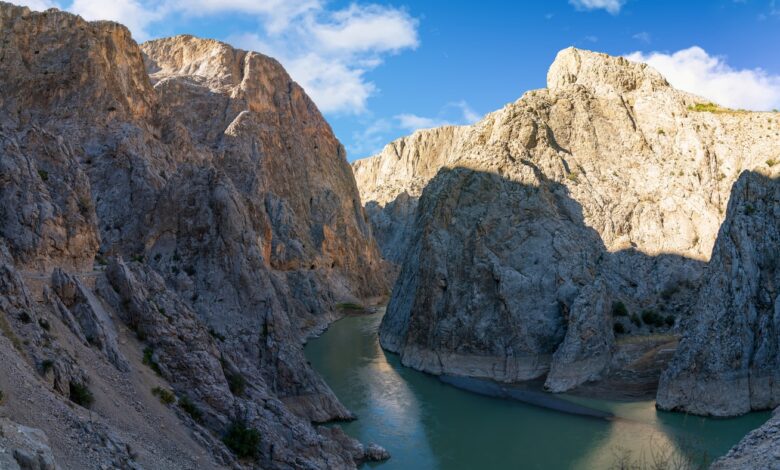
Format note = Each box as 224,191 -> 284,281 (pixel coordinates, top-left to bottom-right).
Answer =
305,311 -> 769,470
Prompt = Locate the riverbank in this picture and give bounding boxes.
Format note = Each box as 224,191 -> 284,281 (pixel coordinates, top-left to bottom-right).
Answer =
305,310 -> 770,469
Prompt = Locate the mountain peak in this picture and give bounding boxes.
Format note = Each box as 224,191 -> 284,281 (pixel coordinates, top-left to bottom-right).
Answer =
547,47 -> 669,94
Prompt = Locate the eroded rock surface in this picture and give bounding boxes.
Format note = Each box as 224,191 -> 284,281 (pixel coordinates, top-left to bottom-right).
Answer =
0,2 -> 387,468
657,171 -> 780,416
355,47 -> 780,401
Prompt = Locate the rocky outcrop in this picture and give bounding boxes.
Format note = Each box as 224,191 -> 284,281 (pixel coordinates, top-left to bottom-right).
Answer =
712,407 -> 780,469
0,2 -> 388,468
0,418 -> 59,470
657,170 -> 780,416
355,47 -> 780,400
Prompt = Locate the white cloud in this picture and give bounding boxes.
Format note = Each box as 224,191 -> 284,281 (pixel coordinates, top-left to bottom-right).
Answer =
311,4 -> 418,53
626,46 -> 780,111
395,101 -> 481,132
569,0 -> 626,14
227,4 -> 419,114
14,0 -> 58,10
69,0 -> 166,40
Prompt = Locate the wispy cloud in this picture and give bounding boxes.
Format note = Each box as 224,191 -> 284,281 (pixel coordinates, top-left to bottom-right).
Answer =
395,101 -> 481,132
626,46 -> 780,110
632,31 -> 651,43
569,0 -> 626,14
348,101 -> 481,158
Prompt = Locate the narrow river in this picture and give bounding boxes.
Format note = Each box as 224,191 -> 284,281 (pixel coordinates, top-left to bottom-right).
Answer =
305,310 -> 769,469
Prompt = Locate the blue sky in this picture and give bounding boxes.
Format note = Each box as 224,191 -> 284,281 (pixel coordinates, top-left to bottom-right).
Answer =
19,0 -> 780,161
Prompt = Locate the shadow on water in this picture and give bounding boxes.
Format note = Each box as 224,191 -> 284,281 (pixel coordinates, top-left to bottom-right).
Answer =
305,311 -> 771,470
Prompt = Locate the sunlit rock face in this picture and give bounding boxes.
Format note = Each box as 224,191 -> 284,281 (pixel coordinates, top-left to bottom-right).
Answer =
354,47 -> 780,406
0,3 -> 389,468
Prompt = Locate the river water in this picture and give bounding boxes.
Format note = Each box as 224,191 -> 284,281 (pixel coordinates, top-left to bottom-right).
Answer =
305,311 -> 769,469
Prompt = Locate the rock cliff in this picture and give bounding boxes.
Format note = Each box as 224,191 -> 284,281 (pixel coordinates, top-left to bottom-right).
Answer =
355,47 -> 780,407
0,2 -> 387,468
657,170 -> 780,416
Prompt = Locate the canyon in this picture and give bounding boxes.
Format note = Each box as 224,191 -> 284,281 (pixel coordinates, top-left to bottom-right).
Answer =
0,1 -> 778,468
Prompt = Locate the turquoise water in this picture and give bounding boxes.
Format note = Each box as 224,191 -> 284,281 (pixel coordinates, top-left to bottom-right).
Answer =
305,311 -> 769,470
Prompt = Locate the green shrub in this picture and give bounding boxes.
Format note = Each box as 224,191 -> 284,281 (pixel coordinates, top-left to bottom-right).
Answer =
641,310 -> 666,328
611,301 -> 628,317
179,395 -> 202,422
18,312 -> 32,324
613,322 -> 626,334
336,302 -> 365,311
131,254 -> 144,263
209,329 -> 226,342
665,315 -> 675,327
152,387 -> 175,405
767,158 -> 778,167
687,102 -> 740,113
223,420 -> 261,459
227,372 -> 246,396
630,313 -> 641,327
0,389 -> 4,404
40,359 -> 54,374
38,318 -> 50,331
69,381 -> 94,408
38,169 -> 49,181
142,347 -> 162,376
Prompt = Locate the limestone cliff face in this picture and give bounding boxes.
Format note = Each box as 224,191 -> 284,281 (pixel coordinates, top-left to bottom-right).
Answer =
657,170 -> 780,416
0,3 -> 387,468
355,47 -> 780,401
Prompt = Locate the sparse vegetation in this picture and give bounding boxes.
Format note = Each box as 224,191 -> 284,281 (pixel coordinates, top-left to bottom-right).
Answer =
657,129 -> 665,136
336,302 -> 365,311
226,372 -> 247,397
77,196 -> 93,216
613,322 -> 626,334
95,255 -> 108,266
630,313 -> 642,327
0,390 -> 4,404
745,204 -> 756,215
152,386 -> 175,405
178,395 -> 202,422
38,169 -> 49,181
612,301 -> 629,317
38,318 -> 50,331
609,436 -> 709,470
209,328 -> 225,342
223,420 -> 261,459
131,254 -> 144,263
142,347 -> 162,376
641,309 -> 666,328
767,158 -> 777,167
40,359 -> 54,374
687,102 -> 743,114
566,171 -> 580,183
0,313 -> 23,352
69,381 -> 94,408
